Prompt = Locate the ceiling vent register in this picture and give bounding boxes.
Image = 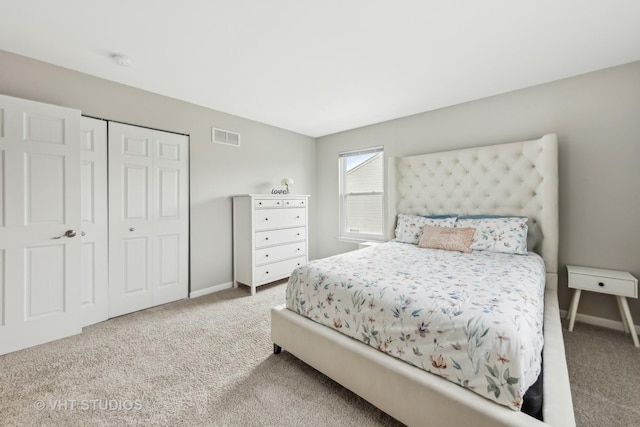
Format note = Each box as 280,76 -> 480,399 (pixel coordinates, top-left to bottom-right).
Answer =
212,127 -> 240,147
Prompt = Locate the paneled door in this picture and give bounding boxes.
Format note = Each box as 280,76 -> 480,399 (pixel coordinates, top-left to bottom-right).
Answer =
108,122 -> 188,317
0,94 -> 81,355
80,117 -> 108,326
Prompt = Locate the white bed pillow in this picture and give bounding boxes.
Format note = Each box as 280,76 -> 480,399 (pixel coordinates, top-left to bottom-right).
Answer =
455,217 -> 528,254
394,214 -> 456,245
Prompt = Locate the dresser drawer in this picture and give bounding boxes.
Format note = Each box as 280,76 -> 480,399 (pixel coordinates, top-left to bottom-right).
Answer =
255,256 -> 306,284
255,242 -> 306,265
255,208 -> 306,231
282,198 -> 307,207
255,199 -> 282,208
255,227 -> 305,248
569,272 -> 637,298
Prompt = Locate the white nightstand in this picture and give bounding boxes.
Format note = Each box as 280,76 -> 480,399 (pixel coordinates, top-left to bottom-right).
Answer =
566,265 -> 638,347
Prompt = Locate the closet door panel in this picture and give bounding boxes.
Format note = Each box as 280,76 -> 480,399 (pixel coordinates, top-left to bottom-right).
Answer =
80,117 -> 108,327
81,242 -> 96,305
152,130 -> 188,306
109,123 -> 188,315
123,237 -> 148,294
158,234 -> 179,286
108,122 -> 153,317
158,167 -> 179,218
124,165 -> 150,219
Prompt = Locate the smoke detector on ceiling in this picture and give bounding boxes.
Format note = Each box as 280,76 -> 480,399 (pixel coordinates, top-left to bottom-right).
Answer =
111,53 -> 134,67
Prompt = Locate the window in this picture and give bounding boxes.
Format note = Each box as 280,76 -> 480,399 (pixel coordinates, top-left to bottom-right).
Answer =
338,146 -> 384,241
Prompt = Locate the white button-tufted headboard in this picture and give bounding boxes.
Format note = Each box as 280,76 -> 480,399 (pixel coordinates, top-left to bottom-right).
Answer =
388,134 -> 559,277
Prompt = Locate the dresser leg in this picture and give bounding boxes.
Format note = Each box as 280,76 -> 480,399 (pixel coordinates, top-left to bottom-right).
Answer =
251,286 -> 256,296
619,297 -> 639,347
568,289 -> 581,332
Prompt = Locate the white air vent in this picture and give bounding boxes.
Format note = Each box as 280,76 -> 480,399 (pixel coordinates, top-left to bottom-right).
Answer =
212,127 -> 240,147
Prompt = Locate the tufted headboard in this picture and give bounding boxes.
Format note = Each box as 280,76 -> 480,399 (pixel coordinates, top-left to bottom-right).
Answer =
388,134 -> 559,284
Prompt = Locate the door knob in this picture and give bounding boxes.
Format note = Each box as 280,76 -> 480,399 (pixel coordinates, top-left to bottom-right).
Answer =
51,230 -> 77,239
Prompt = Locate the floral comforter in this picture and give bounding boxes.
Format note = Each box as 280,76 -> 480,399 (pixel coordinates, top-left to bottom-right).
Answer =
285,242 -> 546,410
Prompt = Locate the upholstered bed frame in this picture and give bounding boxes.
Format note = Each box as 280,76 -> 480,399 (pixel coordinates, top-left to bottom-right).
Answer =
271,134 -> 575,426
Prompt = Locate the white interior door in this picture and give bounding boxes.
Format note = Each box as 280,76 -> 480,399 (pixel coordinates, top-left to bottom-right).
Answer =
80,117 -> 108,326
0,94 -> 81,355
108,122 -> 188,318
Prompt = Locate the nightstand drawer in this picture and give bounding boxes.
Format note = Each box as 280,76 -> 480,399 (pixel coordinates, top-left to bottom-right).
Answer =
569,272 -> 637,298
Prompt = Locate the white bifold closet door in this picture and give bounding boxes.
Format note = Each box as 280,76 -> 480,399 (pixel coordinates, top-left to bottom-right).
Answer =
108,122 -> 189,318
0,94 -> 82,355
80,117 -> 109,327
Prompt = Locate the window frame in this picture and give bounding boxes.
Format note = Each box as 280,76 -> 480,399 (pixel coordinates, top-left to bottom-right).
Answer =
337,146 -> 386,243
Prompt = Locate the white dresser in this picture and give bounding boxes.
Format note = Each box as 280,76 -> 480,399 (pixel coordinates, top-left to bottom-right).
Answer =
232,194 -> 309,295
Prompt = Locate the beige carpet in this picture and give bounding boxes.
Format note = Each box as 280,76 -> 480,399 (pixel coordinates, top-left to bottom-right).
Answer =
0,282 -> 399,426
1,282 -> 638,427
563,321 -> 640,427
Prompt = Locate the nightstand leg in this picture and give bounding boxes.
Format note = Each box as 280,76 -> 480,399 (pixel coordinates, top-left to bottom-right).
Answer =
566,293 -> 575,320
568,289 -> 581,332
619,297 -> 639,347
616,296 -> 630,333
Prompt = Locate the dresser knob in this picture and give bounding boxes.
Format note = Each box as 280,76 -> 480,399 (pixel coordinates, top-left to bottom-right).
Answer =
258,202 -> 262,205
265,254 -> 269,257
296,216 -> 300,219
265,271 -> 269,274
265,237 -> 269,240
265,218 -> 269,221
598,282 -> 605,287
297,248 -> 301,251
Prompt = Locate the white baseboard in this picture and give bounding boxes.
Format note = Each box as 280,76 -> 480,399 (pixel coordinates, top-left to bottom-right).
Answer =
189,281 -> 233,298
560,309 -> 640,333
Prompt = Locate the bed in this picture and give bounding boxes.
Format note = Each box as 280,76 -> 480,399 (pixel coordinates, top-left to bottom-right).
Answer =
271,134 -> 575,426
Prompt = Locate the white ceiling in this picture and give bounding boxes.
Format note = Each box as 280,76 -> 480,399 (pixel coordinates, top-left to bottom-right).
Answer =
1,1 -> 639,137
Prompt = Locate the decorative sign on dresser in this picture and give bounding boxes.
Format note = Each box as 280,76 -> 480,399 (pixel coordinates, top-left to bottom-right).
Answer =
232,194 -> 310,296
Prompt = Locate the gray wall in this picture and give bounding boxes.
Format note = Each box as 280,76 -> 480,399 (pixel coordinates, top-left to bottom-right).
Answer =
2,48 -> 638,326
0,50 -> 316,293
317,61 -> 640,324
